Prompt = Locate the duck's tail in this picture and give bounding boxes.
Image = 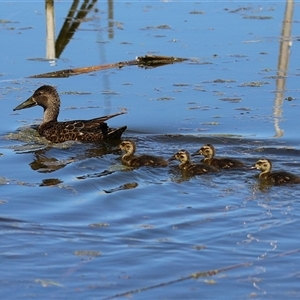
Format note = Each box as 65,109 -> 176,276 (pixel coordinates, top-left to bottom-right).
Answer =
106,126 -> 127,140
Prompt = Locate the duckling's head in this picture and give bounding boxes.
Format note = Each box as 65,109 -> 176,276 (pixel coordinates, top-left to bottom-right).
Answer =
170,149 -> 191,164
119,140 -> 136,155
192,144 -> 215,158
251,159 -> 272,173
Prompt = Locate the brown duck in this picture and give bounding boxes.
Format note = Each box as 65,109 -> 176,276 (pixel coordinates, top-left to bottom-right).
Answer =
13,85 -> 127,143
170,149 -> 218,175
192,144 -> 244,169
251,159 -> 300,185
119,140 -> 168,168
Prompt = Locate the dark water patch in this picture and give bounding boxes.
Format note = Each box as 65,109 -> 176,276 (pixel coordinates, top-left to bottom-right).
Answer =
239,81 -> 270,87
76,169 -> 115,180
103,182 -> 138,194
220,97 -> 243,103
243,15 -> 273,20
40,178 -> 63,187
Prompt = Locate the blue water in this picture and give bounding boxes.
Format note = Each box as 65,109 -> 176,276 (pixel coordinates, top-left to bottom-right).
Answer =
1,1 -> 300,299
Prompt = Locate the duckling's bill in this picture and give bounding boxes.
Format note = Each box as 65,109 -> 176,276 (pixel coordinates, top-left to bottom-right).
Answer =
191,151 -> 201,156
168,154 -> 177,161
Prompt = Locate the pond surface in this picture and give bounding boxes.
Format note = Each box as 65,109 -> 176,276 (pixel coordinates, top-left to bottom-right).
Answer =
1,1 -> 300,299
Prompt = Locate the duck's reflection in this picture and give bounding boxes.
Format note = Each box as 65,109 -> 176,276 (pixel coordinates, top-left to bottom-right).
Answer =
29,148 -> 75,173
29,141 -> 120,173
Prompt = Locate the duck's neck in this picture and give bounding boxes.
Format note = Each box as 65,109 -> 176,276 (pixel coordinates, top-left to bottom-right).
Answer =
203,157 -> 213,164
205,151 -> 214,159
180,160 -> 191,170
122,149 -> 135,163
259,169 -> 270,178
42,106 -> 59,125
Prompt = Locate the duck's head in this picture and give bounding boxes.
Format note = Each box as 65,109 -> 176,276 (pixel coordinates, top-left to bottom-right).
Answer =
192,144 -> 215,158
119,140 -> 136,155
13,85 -> 60,112
169,149 -> 191,164
250,159 -> 272,173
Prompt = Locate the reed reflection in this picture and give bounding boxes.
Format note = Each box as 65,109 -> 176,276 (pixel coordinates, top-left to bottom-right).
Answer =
45,0 -> 98,59
273,0 -> 294,137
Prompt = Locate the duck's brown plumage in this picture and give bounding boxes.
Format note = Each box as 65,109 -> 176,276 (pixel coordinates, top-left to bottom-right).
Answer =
170,149 -> 218,175
251,159 -> 300,185
119,140 -> 168,168
13,85 -> 127,143
192,144 -> 244,169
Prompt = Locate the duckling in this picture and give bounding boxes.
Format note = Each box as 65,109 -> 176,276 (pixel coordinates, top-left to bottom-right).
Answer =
13,85 -> 127,143
119,140 -> 168,168
192,144 -> 244,169
251,159 -> 300,185
169,149 -> 218,175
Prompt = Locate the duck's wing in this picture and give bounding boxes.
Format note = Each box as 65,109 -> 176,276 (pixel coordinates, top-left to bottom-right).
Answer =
270,171 -> 300,185
39,112 -> 127,142
63,112 -> 126,132
83,112 -> 126,129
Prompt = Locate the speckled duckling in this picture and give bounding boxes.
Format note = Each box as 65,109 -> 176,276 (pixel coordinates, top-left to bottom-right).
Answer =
119,140 -> 168,168
170,149 -> 218,175
251,159 -> 300,185
193,144 -> 244,169
13,85 -> 127,143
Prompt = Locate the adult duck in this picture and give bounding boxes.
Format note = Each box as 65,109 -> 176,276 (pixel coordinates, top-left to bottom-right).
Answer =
13,85 -> 127,143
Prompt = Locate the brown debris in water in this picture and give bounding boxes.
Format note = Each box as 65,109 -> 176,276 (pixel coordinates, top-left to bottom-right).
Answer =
28,55 -> 188,78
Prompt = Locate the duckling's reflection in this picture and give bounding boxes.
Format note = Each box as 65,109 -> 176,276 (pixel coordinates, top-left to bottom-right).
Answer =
249,180 -> 276,193
168,165 -> 194,183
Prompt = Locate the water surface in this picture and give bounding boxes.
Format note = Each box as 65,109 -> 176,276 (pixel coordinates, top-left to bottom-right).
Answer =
1,1 -> 300,299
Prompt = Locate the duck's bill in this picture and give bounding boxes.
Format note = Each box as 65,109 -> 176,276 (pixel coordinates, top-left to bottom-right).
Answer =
168,155 -> 177,162
249,165 -> 257,170
191,151 -> 200,157
13,97 -> 37,111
